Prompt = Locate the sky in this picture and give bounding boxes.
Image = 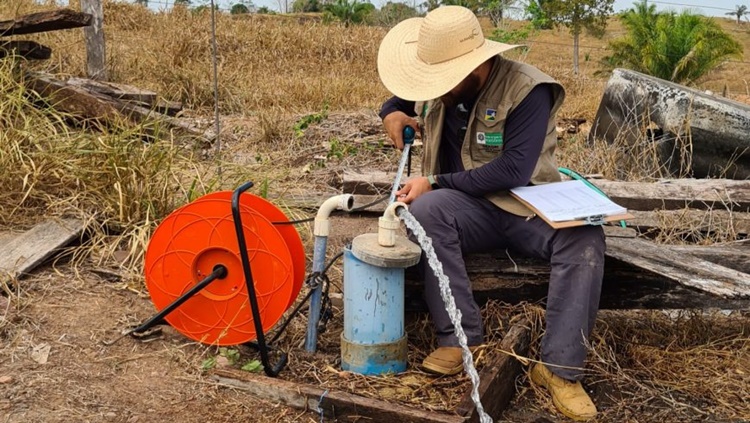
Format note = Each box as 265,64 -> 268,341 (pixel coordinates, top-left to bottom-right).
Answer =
51,0 -> 746,18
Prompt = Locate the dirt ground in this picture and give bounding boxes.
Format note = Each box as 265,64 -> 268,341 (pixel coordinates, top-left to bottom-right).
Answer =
2,112 -> 748,423
3,205 -> 750,423
0,214 -> 563,423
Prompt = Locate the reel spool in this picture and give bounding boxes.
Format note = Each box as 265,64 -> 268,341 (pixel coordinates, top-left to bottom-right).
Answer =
144,190 -> 305,346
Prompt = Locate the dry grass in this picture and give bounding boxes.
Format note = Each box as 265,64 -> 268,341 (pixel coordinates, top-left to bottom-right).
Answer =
586,309 -> 750,421
264,299 -> 750,422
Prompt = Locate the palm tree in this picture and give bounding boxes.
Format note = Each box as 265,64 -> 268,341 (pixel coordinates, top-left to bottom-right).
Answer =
725,4 -> 749,25
603,1 -> 743,84
323,0 -> 375,27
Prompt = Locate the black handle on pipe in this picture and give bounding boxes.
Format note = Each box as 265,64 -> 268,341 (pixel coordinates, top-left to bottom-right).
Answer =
231,181 -> 288,377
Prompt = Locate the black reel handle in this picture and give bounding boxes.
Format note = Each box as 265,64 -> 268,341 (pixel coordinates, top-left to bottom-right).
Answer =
232,181 -> 288,377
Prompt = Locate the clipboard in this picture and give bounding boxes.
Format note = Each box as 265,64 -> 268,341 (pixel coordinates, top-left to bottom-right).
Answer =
510,180 -> 634,229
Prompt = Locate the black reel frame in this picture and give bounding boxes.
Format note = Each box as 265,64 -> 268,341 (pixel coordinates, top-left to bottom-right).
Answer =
129,181 -> 291,377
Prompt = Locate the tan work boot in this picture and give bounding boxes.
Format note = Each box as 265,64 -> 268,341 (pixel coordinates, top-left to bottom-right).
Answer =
530,362 -> 597,421
422,346 -> 480,376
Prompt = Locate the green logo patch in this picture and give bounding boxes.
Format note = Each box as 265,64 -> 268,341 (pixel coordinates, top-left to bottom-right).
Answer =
476,132 -> 503,146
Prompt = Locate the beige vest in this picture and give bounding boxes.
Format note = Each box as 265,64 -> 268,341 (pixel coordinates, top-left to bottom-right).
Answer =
416,56 -> 565,216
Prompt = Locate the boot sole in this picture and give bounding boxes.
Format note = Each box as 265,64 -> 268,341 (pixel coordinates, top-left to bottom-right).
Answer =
421,361 -> 463,376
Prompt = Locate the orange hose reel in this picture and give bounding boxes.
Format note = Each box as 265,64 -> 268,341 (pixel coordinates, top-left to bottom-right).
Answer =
144,191 -> 305,346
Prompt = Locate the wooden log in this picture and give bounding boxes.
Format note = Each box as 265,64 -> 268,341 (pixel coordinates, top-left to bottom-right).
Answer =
291,190 -> 750,237
628,209 -> 750,236
67,78 -> 157,104
457,320 -> 531,422
0,218 -> 85,281
591,179 -> 750,212
590,68 -> 750,179
405,238 -> 750,309
113,101 -> 216,146
470,263 -> 748,310
211,369 -> 463,423
0,9 -> 91,37
605,237 -> 750,298
0,40 -> 51,60
25,71 -> 122,120
67,78 -> 184,116
136,98 -> 183,117
668,244 -> 750,274
342,170 -> 750,212
420,249 -> 750,310
24,72 -> 214,145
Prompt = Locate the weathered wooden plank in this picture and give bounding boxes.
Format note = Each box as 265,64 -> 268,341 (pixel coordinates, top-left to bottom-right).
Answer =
457,320 -> 531,422
67,77 -> 184,118
294,190 -> 750,239
114,101 -> 216,146
67,78 -> 157,104
24,72 -> 215,144
342,171 -> 750,212
135,98 -> 183,117
668,244 -> 750,274
0,40 -> 51,60
0,9 -> 91,37
82,0 -> 106,80
25,71 -> 122,120
0,218 -> 85,280
592,179 -> 750,212
343,169 -> 396,195
605,237 -> 750,298
211,369 -> 464,423
426,261 -> 750,310
628,209 -> 750,236
407,244 -> 750,310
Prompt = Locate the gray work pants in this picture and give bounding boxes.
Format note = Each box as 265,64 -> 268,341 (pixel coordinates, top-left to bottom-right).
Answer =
408,189 -> 605,381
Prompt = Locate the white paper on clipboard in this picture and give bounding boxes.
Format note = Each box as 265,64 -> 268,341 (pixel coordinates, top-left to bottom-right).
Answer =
510,180 -> 627,222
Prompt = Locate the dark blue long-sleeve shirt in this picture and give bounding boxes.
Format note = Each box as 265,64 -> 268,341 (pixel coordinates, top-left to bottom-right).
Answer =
379,84 -> 553,196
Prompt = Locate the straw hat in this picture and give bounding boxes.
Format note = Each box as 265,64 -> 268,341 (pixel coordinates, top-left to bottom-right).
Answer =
377,6 -> 519,102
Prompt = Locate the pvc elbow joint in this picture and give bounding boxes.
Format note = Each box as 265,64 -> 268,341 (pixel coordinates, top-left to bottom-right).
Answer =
314,194 -> 354,237
379,202 -> 407,247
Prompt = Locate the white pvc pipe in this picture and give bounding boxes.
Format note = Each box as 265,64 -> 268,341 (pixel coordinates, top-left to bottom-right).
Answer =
314,194 -> 354,237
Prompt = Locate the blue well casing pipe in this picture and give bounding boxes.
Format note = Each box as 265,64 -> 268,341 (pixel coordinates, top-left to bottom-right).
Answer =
305,194 -> 354,353
341,203 -> 421,375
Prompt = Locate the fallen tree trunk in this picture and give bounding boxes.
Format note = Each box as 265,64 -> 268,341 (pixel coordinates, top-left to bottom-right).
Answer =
24,72 -> 213,145
67,77 -> 184,116
589,68 -> 750,179
0,9 -> 91,37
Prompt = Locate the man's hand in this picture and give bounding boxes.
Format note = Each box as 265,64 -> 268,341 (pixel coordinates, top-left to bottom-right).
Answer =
382,111 -> 419,150
395,177 -> 432,204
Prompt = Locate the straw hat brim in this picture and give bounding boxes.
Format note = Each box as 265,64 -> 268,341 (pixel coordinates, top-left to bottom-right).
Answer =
378,18 -> 520,102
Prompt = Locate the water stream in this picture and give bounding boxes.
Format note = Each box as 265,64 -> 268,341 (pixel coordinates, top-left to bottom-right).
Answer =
399,209 -> 492,423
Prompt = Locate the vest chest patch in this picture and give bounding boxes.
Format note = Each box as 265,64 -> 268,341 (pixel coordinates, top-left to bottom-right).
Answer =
476,132 -> 504,147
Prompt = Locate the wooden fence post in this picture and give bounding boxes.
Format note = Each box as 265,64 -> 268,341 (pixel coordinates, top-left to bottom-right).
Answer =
81,0 -> 106,80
